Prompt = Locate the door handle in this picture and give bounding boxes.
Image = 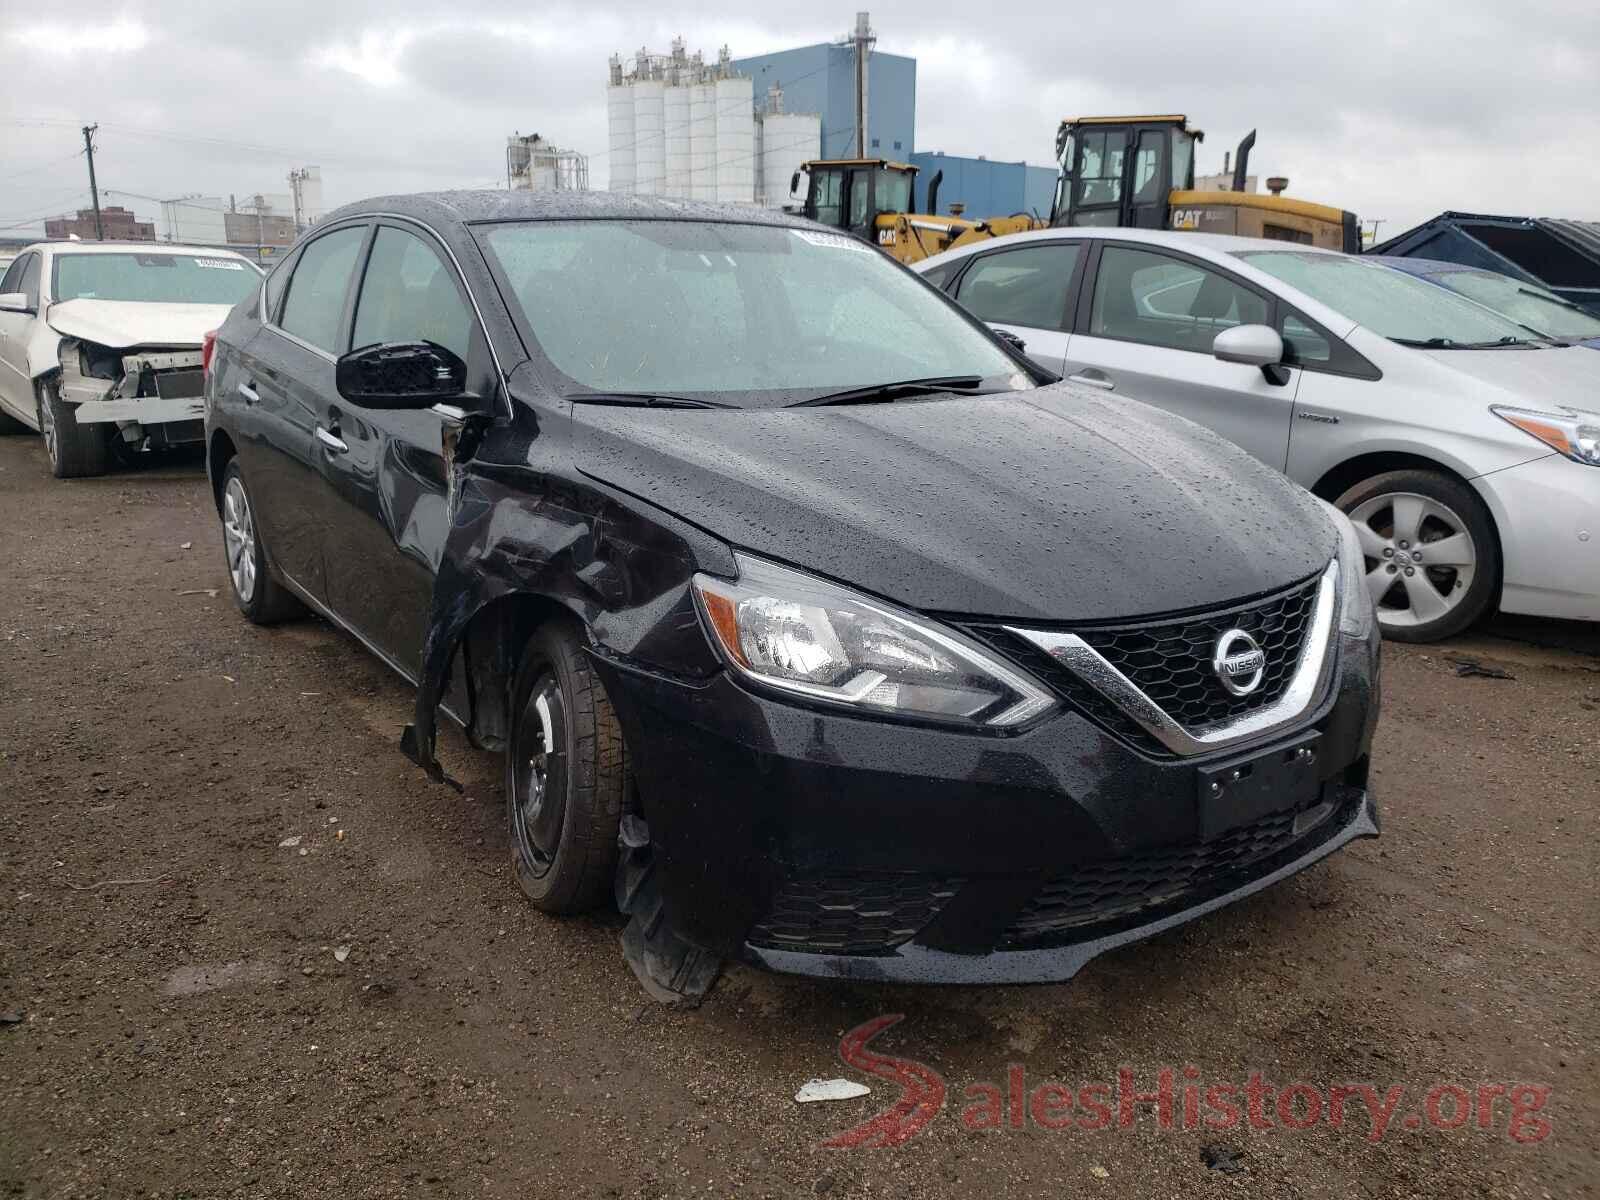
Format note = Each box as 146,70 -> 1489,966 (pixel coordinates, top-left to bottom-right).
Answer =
1067,372 -> 1116,392
315,425 -> 348,453
237,382 -> 260,405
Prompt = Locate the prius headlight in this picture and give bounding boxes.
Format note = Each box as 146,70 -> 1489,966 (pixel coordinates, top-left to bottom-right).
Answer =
692,554 -> 1056,728
1318,499 -> 1376,639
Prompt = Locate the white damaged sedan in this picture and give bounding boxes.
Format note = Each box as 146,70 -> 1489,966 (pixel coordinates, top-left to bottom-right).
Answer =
0,241 -> 260,477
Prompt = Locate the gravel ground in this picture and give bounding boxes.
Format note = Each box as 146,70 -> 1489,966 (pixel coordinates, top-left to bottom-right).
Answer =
1,432 -> 1595,1199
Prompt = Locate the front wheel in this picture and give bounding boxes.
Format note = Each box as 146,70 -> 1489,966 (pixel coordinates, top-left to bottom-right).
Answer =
37,379 -> 108,478
1335,469 -> 1499,643
506,622 -> 627,913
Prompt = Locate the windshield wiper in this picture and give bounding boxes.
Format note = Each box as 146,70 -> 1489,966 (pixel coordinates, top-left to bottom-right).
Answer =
1390,336 -> 1458,349
787,375 -> 989,408
1518,287 -> 1588,314
563,390 -> 733,410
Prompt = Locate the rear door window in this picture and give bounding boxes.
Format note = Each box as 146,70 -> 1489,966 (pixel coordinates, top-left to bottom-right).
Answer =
263,250 -> 297,323
277,226 -> 366,354
953,243 -> 1080,330
18,254 -> 42,309
0,254 -> 28,295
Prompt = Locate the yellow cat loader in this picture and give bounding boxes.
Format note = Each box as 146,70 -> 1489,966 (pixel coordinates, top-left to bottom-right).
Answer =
791,159 -> 1042,265
1050,115 -> 1361,252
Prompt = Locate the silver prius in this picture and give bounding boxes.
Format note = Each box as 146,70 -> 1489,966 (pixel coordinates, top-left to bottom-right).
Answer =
915,229 -> 1599,641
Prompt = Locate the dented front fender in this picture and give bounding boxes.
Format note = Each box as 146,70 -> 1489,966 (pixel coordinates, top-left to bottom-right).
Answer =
404,398 -> 732,785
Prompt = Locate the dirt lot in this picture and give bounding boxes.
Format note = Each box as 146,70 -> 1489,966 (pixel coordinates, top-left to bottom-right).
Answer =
1,432 -> 1596,1199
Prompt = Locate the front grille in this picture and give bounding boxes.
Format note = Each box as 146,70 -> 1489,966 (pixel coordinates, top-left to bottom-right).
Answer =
1003,796 -> 1352,947
1077,573 -> 1321,729
748,873 -> 963,956
965,571 -> 1326,755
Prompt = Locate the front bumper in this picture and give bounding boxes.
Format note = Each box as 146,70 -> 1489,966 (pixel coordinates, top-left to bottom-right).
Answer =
592,629 -> 1380,985
71,395 -> 205,426
1475,452 -> 1600,622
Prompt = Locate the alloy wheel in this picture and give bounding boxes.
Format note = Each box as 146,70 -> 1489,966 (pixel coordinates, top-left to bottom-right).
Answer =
513,673 -> 569,880
222,476 -> 258,603
1347,491 -> 1477,630
38,393 -> 58,468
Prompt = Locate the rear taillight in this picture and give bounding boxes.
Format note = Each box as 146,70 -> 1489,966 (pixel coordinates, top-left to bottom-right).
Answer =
201,329 -> 217,378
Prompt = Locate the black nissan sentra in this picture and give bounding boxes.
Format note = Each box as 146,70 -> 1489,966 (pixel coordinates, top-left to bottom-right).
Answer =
204,192 -> 1380,999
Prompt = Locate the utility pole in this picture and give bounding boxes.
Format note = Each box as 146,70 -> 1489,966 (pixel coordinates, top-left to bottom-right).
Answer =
287,167 -> 309,232
81,124 -> 104,240
850,12 -> 874,157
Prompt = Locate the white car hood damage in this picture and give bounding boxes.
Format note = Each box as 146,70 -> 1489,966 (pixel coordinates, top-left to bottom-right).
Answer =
45,299 -> 236,350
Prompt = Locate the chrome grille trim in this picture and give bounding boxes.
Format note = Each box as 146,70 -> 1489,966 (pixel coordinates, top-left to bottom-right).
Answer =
1006,561 -> 1339,757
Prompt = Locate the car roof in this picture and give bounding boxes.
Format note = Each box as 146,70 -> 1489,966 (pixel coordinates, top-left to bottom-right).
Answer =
19,240 -> 250,258
914,225 -> 1369,337
1367,254 -> 1475,276
320,189 -> 819,231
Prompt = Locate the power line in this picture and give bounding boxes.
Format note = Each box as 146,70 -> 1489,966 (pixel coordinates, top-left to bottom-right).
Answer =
0,193 -> 90,230
0,148 -> 85,184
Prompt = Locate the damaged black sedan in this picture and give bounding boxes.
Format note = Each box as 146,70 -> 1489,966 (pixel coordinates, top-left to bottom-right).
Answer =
204,192 -> 1380,1000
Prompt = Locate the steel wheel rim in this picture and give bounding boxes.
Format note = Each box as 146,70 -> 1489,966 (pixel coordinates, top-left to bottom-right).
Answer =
222,477 -> 257,603
513,673 -> 568,879
1347,491 -> 1477,629
38,393 -> 58,466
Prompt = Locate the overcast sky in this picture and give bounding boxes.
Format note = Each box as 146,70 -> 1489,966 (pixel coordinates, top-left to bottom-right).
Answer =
3,0 -> 1596,242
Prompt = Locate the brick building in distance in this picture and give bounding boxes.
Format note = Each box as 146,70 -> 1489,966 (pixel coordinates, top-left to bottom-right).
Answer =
44,205 -> 155,241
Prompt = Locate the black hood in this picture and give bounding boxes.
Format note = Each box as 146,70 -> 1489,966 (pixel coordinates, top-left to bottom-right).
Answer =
570,385 -> 1335,622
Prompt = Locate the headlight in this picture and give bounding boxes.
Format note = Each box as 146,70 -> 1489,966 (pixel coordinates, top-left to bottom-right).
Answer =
1492,405 -> 1600,467
692,553 -> 1056,728
1319,499 -> 1375,638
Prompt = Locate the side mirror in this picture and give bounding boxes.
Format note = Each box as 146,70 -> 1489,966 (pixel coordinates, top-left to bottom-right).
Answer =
0,292 -> 35,315
789,171 -> 800,197
1212,323 -> 1284,367
335,341 -> 467,409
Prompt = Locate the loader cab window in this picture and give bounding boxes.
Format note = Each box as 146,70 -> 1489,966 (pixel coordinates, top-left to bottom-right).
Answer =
811,170 -> 845,229
1171,134 -> 1195,191
874,168 -> 913,215
1076,131 -> 1126,208
847,172 -> 872,232
1132,138 -> 1163,203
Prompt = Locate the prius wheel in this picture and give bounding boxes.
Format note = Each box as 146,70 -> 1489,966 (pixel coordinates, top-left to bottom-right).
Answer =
1336,469 -> 1498,643
37,379 -> 108,479
220,461 -> 303,625
507,623 -> 627,914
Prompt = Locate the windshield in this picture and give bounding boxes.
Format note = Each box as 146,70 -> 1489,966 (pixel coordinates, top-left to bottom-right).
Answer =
875,168 -> 913,214
52,252 -> 259,304
479,220 -> 1026,407
1428,269 -> 1600,340
1236,251 -> 1534,346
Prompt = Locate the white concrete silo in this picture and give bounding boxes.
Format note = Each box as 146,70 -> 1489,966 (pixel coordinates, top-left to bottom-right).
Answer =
633,77 -> 666,196
688,80 -> 718,202
606,76 -> 635,195
758,113 -> 820,208
663,82 -> 691,199
713,74 -> 754,203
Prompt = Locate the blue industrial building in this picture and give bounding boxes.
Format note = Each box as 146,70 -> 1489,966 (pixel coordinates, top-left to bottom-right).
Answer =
731,41 -> 1058,220
731,43 -> 916,162
909,152 -> 1058,221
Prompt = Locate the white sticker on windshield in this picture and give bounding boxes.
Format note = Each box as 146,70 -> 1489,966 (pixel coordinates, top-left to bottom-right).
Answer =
194,258 -> 245,270
791,229 -> 875,254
